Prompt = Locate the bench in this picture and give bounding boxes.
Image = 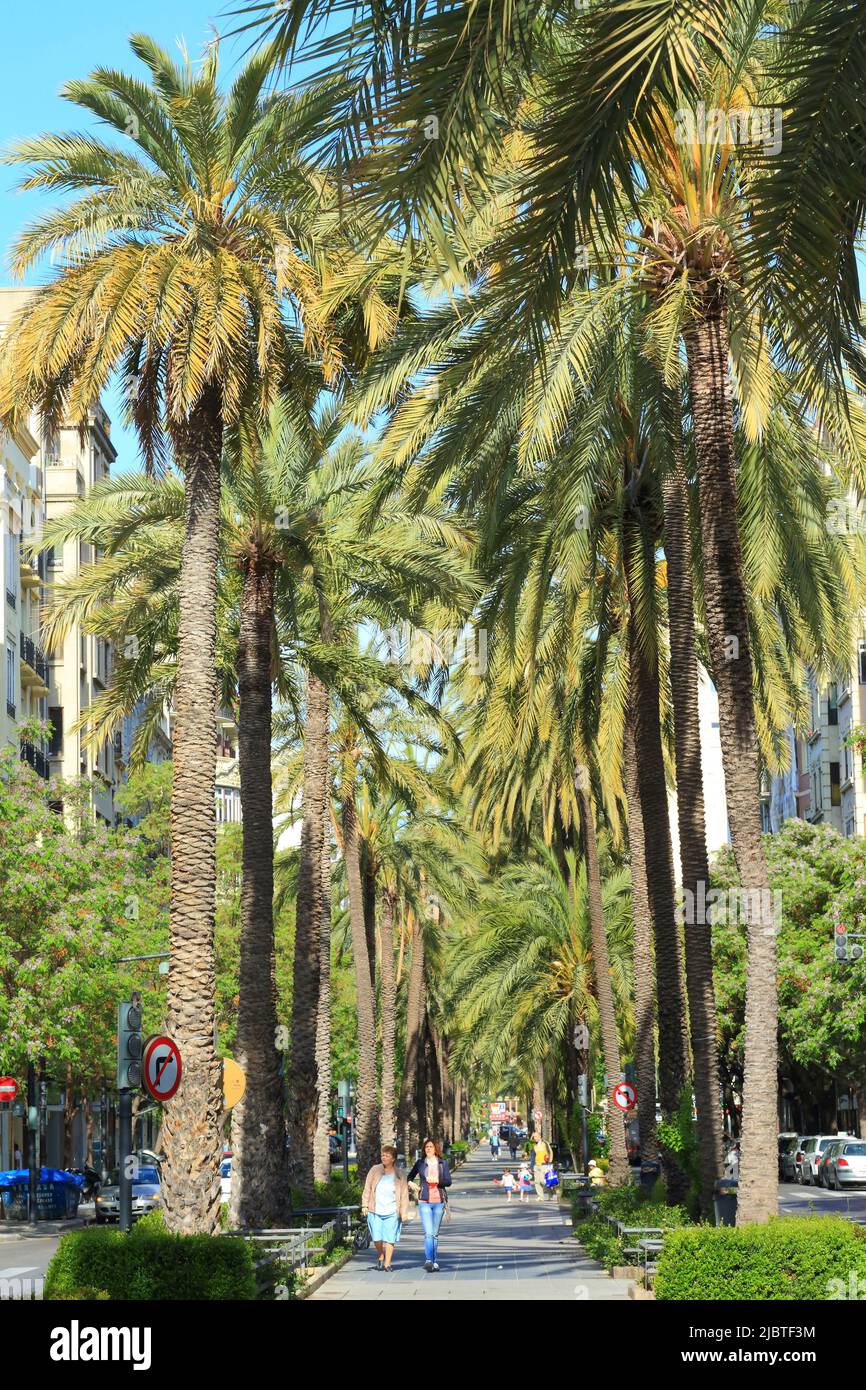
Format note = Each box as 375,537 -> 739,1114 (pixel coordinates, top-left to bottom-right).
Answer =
616,1223 -> 665,1262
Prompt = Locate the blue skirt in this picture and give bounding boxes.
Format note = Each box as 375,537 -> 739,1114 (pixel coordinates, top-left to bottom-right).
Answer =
367,1212 -> 403,1244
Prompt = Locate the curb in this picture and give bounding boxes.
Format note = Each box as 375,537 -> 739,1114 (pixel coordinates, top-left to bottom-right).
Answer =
628,1283 -> 655,1300
0,1218 -> 86,1240
295,1246 -> 354,1300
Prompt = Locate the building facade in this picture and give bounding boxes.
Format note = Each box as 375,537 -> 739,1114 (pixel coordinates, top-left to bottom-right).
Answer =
762,648 -> 866,838
1,413 -> 49,771
0,287 -> 124,822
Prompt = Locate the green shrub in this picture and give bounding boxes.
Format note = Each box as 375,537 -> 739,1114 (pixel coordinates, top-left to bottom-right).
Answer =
49,1287 -> 110,1301
302,1173 -> 362,1209
128,1209 -> 166,1237
576,1187 -> 693,1268
655,1217 -> 866,1300
45,1225 -> 256,1301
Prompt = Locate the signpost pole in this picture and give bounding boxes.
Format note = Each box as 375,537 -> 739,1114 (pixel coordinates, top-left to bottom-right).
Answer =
118,1089 -> 133,1234
26,1061 -> 38,1227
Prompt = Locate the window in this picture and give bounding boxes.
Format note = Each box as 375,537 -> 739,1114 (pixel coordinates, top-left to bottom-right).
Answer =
828,684 -> 839,725
48,707 -> 62,757
830,762 -> 841,807
810,680 -> 821,733
845,816 -> 856,838
844,740 -> 853,783
5,642 -> 15,717
5,528 -> 18,607
216,786 -> 241,824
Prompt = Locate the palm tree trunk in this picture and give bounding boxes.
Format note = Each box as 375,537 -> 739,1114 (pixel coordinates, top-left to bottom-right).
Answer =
363,861 -> 378,992
398,912 -> 425,1159
622,718 -> 659,1167
162,386 -> 224,1236
662,437 -> 725,1217
379,886 -> 398,1145
685,292 -> 777,1224
289,661 -> 330,1201
342,789 -> 380,1175
313,804 -> 334,1186
575,770 -> 629,1183
623,531 -> 690,1203
229,555 -> 291,1227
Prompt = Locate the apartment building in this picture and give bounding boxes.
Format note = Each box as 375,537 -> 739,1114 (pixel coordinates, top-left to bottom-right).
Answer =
1,412 -> 49,771
764,652 -> 866,838
0,287 -> 123,821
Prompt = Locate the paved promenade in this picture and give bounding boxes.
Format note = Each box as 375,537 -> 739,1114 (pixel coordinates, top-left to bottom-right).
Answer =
309,1144 -> 633,1301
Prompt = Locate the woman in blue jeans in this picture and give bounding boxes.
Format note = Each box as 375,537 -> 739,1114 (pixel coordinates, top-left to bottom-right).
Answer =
408,1138 -> 452,1272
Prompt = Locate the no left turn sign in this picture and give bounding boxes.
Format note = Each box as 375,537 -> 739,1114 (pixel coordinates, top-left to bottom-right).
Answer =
143,1034 -> 183,1102
612,1081 -> 636,1112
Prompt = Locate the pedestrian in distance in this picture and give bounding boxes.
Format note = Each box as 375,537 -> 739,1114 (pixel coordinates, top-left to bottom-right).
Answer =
508,1133 -> 518,1162
12,1142 -> 22,1170
408,1137 -> 452,1272
518,1162 -> 533,1201
501,1168 -> 516,1201
361,1145 -> 411,1271
531,1131 -> 553,1200
488,1128 -> 500,1160
588,1158 -> 605,1187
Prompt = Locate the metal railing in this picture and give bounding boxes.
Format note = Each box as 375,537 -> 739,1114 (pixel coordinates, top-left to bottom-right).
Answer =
20,742 -> 49,780
20,631 -> 49,685
224,1206 -> 365,1298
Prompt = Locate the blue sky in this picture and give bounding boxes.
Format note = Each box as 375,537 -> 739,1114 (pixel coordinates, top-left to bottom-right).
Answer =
0,0 -> 258,468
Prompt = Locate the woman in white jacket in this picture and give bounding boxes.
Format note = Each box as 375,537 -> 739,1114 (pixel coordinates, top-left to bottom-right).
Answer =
361,1145 -> 411,1271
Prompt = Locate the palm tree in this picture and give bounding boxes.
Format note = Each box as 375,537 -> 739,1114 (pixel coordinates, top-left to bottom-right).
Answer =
444,842 -> 633,1145
0,34 -> 354,1233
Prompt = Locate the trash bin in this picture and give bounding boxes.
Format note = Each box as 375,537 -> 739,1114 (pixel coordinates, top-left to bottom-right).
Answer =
35,1169 -> 84,1220
714,1177 -> 738,1226
640,1159 -> 662,1193
0,1170 -> 29,1220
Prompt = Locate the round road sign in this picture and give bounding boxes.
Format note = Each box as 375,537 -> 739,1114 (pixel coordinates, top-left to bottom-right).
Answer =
143,1034 -> 182,1102
612,1081 -> 636,1112
0,1077 -> 18,1103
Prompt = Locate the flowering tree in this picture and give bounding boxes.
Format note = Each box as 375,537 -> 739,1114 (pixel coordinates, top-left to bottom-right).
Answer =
712,820 -> 866,1125
0,752 -> 169,1089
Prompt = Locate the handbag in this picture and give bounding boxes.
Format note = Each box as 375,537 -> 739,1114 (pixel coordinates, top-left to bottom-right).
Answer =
544,1166 -> 560,1188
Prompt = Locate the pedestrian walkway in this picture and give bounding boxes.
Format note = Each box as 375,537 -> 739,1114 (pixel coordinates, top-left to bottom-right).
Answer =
309,1144 -> 632,1301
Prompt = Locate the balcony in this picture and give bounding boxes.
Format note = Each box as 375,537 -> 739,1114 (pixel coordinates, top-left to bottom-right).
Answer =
20,741 -> 49,780
19,534 -> 44,592
20,632 -> 50,695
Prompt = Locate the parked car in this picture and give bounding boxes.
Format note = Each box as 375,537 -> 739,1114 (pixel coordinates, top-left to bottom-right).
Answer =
777,1133 -> 798,1180
821,1138 -> 866,1190
95,1163 -> 161,1223
783,1137 -> 812,1184
778,1134 -> 801,1181
220,1157 -> 231,1201
724,1140 -> 740,1179
816,1139 -> 842,1188
799,1134 -> 852,1185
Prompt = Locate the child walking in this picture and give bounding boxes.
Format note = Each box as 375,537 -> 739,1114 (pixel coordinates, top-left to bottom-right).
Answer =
501,1168 -> 516,1201
518,1163 -> 533,1202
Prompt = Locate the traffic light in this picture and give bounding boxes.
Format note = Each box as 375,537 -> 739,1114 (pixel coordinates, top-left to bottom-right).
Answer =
835,923 -> 863,962
117,996 -> 143,1089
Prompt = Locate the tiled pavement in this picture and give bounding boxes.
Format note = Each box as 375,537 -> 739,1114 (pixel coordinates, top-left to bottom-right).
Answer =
308,1144 -> 633,1301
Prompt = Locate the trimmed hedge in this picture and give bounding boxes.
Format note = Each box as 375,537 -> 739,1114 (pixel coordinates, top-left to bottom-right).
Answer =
655,1217 -> 866,1301
45,1218 -> 256,1301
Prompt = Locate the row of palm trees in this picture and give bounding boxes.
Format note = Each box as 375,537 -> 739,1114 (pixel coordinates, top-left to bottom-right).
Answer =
0,1 -> 863,1229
